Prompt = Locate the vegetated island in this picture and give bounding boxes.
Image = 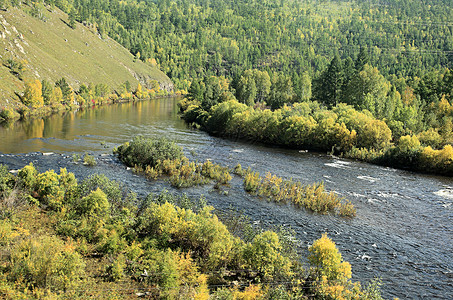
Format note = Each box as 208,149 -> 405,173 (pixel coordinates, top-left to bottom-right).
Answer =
113,136 -> 356,217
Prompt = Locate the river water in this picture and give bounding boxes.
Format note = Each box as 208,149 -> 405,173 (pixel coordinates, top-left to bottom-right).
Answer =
0,98 -> 452,299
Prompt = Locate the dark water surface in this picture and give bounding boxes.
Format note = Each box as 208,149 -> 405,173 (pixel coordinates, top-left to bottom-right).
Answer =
0,98 -> 452,299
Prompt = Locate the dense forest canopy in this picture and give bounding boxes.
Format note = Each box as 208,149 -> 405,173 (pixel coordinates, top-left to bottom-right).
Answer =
4,0 -> 450,89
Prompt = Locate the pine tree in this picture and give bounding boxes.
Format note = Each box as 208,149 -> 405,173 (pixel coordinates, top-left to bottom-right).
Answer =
41,80 -> 53,105
55,78 -> 72,104
317,54 -> 343,107
68,8 -> 77,29
355,47 -> 369,72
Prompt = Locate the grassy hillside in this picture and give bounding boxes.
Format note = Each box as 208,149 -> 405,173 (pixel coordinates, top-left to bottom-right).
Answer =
0,6 -> 172,108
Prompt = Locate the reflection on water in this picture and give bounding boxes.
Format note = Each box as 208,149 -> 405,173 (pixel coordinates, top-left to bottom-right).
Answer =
0,99 -> 187,153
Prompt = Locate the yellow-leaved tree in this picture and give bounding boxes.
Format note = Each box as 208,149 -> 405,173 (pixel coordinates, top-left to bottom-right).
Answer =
308,233 -> 355,299
22,79 -> 44,108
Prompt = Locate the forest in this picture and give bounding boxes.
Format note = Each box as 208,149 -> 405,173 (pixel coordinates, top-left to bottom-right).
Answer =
3,0 -> 448,174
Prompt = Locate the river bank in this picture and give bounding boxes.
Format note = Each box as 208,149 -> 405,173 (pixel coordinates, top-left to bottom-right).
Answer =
0,97 -> 452,299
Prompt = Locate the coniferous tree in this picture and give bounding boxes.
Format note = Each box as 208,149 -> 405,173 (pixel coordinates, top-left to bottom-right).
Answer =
41,80 -> 53,105
355,47 -> 369,72
341,57 -> 355,103
187,80 -> 204,102
317,54 -> 343,107
55,78 -> 72,101
68,8 -> 77,29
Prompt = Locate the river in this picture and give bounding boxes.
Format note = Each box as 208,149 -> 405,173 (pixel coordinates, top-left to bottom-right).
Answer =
0,98 -> 452,299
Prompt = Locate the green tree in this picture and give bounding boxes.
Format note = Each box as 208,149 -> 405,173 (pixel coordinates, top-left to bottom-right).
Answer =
267,74 -> 294,109
254,70 -> 271,102
41,79 -> 53,105
345,64 -> 391,117
293,72 -> 312,102
316,54 -> 343,107
187,79 -> 204,102
55,78 -> 72,104
68,7 -> 77,29
95,83 -> 110,97
236,70 -> 257,106
355,47 -> 369,71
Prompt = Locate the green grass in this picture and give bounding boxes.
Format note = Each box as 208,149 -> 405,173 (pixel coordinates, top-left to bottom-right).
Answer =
0,6 -> 172,108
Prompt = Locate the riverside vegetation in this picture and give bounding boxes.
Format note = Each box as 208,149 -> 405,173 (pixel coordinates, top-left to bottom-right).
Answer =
0,74 -> 170,124
179,72 -> 453,176
114,136 -> 356,217
0,163 -> 381,299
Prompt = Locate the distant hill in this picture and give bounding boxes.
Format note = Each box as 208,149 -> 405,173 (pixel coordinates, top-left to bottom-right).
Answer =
0,6 -> 172,108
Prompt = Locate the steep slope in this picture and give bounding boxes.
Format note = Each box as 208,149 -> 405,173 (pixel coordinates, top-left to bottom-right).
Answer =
0,6 -> 172,107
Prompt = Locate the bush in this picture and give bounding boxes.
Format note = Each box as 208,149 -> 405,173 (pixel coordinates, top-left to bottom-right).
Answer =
242,231 -> 292,281
9,235 -> 85,292
142,249 -> 209,299
308,233 -> 351,282
0,108 -> 19,122
308,233 -> 354,300
136,201 -> 236,270
115,136 -> 184,168
17,163 -> 38,191
78,174 -> 124,206
83,154 -> 97,166
243,170 -> 355,217
78,188 -> 110,218
0,164 -> 15,197
36,170 -> 62,207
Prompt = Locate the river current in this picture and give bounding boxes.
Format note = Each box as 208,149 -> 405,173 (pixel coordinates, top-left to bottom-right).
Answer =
0,98 -> 452,299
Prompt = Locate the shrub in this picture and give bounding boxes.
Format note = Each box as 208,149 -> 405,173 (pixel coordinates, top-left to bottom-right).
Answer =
242,231 -> 292,281
17,163 -> 38,191
9,235 -> 85,292
116,136 -> 232,188
243,170 -> 260,193
115,136 -> 183,168
0,164 -> 15,197
418,128 -> 443,149
232,284 -> 264,300
242,169 -> 354,217
36,169 -> 64,209
142,249 -> 209,299
83,154 -> 97,166
308,233 -> 355,300
78,188 -> 110,218
137,202 -> 236,270
105,254 -> 126,282
308,233 -> 351,282
0,108 -> 19,122
78,174 -> 124,206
